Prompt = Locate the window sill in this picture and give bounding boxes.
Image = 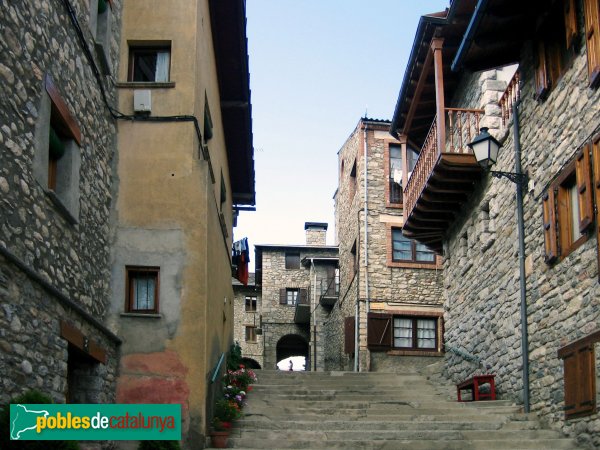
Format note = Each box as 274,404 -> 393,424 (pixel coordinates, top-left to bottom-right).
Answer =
116,82 -> 176,89
386,202 -> 403,209
388,260 -> 441,270
45,190 -> 78,225
387,350 -> 444,357
120,312 -> 162,319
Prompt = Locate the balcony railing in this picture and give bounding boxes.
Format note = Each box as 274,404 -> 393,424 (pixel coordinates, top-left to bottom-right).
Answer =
404,107 -> 484,223
318,276 -> 339,297
499,71 -> 520,128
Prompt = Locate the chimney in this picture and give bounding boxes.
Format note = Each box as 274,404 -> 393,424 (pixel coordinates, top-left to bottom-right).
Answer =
305,222 -> 328,246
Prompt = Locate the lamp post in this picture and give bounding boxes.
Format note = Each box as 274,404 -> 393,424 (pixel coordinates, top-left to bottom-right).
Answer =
468,120 -> 530,413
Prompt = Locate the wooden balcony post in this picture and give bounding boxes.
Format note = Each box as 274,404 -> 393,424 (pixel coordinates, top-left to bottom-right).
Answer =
431,38 -> 446,155
399,134 -> 408,192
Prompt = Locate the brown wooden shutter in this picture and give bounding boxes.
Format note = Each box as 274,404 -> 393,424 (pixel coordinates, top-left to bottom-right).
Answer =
279,288 -> 287,304
584,0 -> 600,86
564,0 -> 578,49
367,312 -> 392,351
592,137 -> 600,282
559,345 -> 597,419
542,188 -> 559,263
535,40 -> 550,99
576,145 -> 594,232
299,289 -> 308,305
344,316 -> 355,354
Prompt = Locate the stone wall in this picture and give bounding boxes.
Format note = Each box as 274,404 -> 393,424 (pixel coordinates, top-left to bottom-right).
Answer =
440,25 -> 600,448
0,0 -> 122,407
233,283 -> 263,368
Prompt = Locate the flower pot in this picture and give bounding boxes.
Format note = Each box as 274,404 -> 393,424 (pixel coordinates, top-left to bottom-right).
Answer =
210,430 -> 229,448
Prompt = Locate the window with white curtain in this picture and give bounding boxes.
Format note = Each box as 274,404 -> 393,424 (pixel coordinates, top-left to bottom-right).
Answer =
128,45 -> 171,82
393,316 -> 437,350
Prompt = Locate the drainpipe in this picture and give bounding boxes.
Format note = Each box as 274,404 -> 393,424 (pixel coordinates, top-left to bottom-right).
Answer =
311,258 -> 317,371
363,122 -> 370,314
513,97 -> 530,413
354,208 -> 363,373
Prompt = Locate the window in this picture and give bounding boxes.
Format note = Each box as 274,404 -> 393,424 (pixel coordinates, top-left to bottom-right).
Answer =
558,332 -> 599,419
534,0 -> 576,99
34,74 -> 81,222
349,159 -> 357,200
285,252 -> 300,270
279,288 -> 307,306
584,0 -> 600,87
245,326 -> 257,342
220,172 -> 227,211
388,144 -> 418,205
91,0 -> 112,74
128,45 -> 171,82
393,317 -> 437,350
245,296 -> 257,312
286,289 -> 298,306
367,312 -> 441,352
204,92 -> 213,141
543,146 -> 593,263
350,240 -> 357,274
126,266 -> 159,313
392,228 -> 435,263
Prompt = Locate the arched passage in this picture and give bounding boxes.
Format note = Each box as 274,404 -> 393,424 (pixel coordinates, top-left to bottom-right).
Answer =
240,357 -> 261,369
276,334 -> 309,366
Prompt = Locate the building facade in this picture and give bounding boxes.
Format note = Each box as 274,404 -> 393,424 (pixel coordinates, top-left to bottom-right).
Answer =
252,223 -> 339,371
329,118 -> 445,373
0,0 -> 123,416
391,0 -> 600,447
105,0 -> 254,447
232,274 -> 264,369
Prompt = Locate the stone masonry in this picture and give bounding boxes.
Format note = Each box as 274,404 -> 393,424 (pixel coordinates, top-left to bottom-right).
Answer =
0,0 -> 122,410
233,274 -> 264,369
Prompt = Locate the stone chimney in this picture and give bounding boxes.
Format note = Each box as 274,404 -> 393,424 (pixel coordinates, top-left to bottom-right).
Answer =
305,222 -> 328,246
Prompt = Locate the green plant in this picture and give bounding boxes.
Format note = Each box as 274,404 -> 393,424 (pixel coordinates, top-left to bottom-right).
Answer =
138,441 -> 181,450
213,398 -> 241,422
226,341 -> 242,371
0,390 -> 79,450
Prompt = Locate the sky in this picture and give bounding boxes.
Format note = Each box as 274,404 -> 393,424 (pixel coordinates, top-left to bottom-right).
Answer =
234,1 -> 450,269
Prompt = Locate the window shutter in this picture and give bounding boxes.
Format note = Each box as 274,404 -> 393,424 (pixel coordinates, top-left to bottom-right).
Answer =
299,289 -> 308,305
576,145 -> 594,232
279,288 -> 287,305
560,345 -> 597,419
584,0 -> 600,86
535,40 -> 550,99
344,316 -> 355,354
367,312 -> 392,351
593,138 -> 600,282
564,0 -> 578,49
542,189 -> 559,263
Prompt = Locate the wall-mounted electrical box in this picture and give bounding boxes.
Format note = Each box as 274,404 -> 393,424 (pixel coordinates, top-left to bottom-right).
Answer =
133,90 -> 151,113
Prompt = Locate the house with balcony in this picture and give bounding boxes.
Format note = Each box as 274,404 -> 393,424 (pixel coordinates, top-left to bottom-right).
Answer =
328,118 -> 445,373
252,223 -> 339,371
390,0 -> 600,446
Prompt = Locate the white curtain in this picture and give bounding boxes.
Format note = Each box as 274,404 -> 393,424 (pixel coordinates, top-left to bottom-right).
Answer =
417,319 -> 436,348
155,51 -> 170,82
393,318 -> 412,347
134,277 -> 155,310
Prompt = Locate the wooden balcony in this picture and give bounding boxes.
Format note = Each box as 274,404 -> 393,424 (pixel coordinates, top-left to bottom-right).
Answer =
402,107 -> 484,253
294,290 -> 310,324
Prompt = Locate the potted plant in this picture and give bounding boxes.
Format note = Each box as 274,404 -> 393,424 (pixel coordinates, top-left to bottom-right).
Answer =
209,418 -> 230,449
209,398 -> 242,448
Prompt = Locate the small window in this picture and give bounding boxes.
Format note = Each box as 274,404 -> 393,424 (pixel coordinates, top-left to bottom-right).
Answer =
389,144 -> 403,204
128,45 -> 171,82
392,228 -> 435,263
245,296 -> 257,312
286,289 -> 299,306
245,326 -> 257,342
91,0 -> 113,74
126,266 -> 159,313
349,159 -> 357,200
220,172 -> 227,211
393,317 -> 437,350
285,252 -> 300,270
204,92 -> 213,141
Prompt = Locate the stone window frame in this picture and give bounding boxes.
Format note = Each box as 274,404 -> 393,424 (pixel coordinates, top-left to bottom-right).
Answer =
386,225 -> 442,269
245,326 -> 257,342
125,266 -> 160,314
33,74 -> 82,224
245,295 -> 257,312
89,0 -> 113,74
543,145 -> 593,264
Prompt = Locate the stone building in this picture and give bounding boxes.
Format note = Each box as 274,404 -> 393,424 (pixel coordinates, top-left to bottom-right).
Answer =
390,0 -> 600,447
232,274 -> 264,369
329,118 -> 445,373
105,0 -> 254,447
252,223 -> 339,371
0,0 -> 123,411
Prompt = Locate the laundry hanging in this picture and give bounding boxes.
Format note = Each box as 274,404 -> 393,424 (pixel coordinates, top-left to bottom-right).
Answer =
232,237 -> 250,285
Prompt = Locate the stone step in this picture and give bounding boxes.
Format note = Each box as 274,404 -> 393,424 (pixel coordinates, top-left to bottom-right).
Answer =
241,412 -> 528,422
245,402 -> 521,414
225,438 -> 580,450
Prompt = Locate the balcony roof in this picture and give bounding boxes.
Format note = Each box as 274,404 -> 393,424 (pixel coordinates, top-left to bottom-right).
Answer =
209,0 -> 255,206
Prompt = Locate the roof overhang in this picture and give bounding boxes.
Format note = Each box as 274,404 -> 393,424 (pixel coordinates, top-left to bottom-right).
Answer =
209,0 -> 255,206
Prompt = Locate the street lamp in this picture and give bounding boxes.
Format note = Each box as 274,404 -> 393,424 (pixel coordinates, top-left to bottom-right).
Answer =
467,121 -> 531,413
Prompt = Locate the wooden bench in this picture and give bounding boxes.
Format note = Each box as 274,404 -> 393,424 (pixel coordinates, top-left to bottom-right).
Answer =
457,374 -> 496,402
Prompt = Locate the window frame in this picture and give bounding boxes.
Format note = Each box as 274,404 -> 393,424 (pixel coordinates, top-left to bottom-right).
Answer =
285,252 -> 301,270
127,44 -> 172,83
125,266 -> 160,314
387,143 -> 403,206
391,227 -> 436,264
245,295 -> 257,312
584,0 -> 600,87
245,326 -> 257,342
367,311 -> 443,354
392,316 -> 438,352
286,288 -> 299,306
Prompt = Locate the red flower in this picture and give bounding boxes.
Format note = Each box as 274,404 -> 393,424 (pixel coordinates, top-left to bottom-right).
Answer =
221,421 -> 232,429
239,364 -> 245,369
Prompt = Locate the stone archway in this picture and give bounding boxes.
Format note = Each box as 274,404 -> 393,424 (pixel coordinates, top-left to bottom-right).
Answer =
276,334 -> 309,366
240,357 -> 261,369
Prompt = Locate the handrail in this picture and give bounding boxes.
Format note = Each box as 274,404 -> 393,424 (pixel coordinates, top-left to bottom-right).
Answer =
210,352 -> 225,383
499,70 -> 520,128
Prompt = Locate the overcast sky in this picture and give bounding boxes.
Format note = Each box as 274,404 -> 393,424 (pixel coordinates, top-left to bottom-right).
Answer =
233,1 -> 450,269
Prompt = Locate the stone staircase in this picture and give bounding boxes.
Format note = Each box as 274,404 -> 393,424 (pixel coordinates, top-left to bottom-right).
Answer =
218,369 -> 581,450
